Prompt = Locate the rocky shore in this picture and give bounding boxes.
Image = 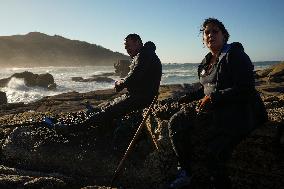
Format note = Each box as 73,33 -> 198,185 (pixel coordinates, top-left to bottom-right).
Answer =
0,62 -> 283,189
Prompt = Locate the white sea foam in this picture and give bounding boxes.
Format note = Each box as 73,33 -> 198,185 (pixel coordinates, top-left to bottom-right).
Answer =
0,62 -> 278,103
7,77 -> 28,90
2,77 -> 61,103
0,66 -> 119,103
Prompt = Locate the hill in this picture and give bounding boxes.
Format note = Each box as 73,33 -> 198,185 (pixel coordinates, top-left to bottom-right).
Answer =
0,32 -> 129,67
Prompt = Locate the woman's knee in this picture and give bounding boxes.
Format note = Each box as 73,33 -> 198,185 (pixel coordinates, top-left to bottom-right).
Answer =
168,110 -> 192,138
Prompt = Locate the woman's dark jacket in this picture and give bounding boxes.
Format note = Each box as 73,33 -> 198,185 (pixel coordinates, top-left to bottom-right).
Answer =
185,42 -> 267,135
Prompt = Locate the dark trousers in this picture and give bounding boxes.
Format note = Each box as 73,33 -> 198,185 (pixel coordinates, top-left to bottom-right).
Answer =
168,106 -> 248,186
88,93 -> 154,127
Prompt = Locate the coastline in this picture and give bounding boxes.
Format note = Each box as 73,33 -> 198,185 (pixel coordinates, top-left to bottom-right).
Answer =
0,62 -> 283,189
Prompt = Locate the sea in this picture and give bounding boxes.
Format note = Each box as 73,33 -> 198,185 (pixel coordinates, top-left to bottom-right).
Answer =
0,61 -> 280,104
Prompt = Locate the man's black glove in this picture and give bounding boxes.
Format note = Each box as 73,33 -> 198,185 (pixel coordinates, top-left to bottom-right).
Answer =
178,94 -> 190,104
114,80 -> 125,92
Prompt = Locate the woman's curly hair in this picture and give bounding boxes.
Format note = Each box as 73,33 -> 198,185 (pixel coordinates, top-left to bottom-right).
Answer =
200,17 -> 230,43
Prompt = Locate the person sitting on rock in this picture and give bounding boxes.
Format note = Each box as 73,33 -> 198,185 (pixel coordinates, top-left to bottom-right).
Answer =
87,35 -> 162,126
167,18 -> 267,189
44,34 -> 162,130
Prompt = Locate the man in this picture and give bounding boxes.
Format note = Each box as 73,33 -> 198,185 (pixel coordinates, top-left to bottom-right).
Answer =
43,34 -> 161,129
85,34 -> 162,126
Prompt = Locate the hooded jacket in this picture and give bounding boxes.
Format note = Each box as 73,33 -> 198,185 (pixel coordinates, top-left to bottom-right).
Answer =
199,42 -> 255,105
122,44 -> 162,97
185,42 -> 267,133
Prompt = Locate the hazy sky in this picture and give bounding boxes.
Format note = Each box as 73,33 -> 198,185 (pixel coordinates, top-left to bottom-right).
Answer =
0,0 -> 283,63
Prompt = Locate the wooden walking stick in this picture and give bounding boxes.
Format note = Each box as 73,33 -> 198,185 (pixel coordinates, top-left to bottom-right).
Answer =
145,114 -> 159,150
110,95 -> 158,186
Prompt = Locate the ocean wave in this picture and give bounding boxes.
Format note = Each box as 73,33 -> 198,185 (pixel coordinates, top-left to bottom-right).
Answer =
7,77 -> 29,91
0,62 -> 278,103
1,77 -> 60,103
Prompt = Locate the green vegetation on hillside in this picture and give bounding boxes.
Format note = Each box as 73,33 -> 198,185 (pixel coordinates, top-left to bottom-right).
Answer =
0,32 -> 129,67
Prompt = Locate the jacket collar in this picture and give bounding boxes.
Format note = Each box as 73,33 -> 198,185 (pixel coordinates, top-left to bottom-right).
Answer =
203,43 -> 231,65
218,43 -> 231,62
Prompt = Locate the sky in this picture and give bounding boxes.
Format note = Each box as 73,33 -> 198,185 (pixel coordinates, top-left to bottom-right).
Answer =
0,0 -> 283,63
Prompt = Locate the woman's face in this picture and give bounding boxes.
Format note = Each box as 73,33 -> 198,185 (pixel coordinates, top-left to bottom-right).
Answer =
203,23 -> 225,53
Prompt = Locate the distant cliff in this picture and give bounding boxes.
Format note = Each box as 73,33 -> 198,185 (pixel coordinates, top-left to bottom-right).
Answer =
0,32 -> 129,67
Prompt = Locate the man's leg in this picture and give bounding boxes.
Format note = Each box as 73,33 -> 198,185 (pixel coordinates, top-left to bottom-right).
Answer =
85,94 -> 152,126
103,94 -> 153,122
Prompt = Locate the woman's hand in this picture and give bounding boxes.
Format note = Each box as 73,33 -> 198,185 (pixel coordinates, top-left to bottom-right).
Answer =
196,95 -> 212,113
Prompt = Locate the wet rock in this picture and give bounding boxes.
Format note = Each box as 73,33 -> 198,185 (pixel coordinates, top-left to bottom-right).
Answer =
0,165 -> 70,189
0,71 -> 56,89
71,76 -> 114,83
0,174 -> 32,189
255,61 -> 284,83
114,60 -> 131,78
34,73 -> 55,88
48,83 -> 57,90
71,77 -> 84,82
268,62 -> 284,77
255,62 -> 284,97
81,186 -> 117,189
23,177 -> 66,189
0,78 -> 10,88
92,76 -> 114,83
0,91 -> 7,105
255,68 -> 273,79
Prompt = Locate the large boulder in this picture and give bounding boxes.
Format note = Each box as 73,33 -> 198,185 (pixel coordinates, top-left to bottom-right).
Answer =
12,71 -> 37,86
0,71 -> 56,90
0,91 -> 7,105
255,62 -> 284,96
0,78 -> 11,88
12,71 -> 55,89
36,73 -> 56,88
114,60 -> 131,78
255,61 -> 284,82
71,76 -> 114,83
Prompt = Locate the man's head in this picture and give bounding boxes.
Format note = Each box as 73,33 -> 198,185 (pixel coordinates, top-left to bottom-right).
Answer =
124,34 -> 143,58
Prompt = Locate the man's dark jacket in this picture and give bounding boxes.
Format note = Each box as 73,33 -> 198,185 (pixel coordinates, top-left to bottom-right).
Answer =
122,45 -> 162,98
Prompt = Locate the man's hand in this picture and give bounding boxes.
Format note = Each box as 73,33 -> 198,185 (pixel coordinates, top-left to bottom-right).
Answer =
178,94 -> 189,104
114,80 -> 125,92
196,95 -> 212,113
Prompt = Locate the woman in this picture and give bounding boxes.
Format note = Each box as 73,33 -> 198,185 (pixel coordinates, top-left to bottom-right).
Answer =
168,18 -> 267,189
